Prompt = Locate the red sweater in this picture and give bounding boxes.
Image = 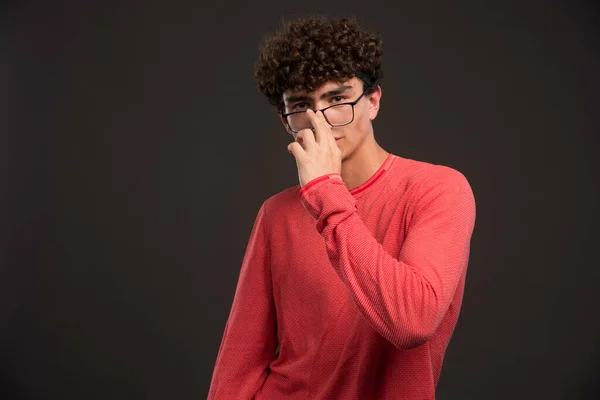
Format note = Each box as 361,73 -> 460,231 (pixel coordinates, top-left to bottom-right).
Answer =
208,154 -> 476,399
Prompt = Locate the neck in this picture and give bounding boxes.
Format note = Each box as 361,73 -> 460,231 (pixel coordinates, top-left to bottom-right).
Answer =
341,135 -> 390,191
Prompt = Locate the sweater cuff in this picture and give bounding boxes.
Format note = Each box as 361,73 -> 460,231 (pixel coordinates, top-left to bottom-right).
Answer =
299,174 -> 357,234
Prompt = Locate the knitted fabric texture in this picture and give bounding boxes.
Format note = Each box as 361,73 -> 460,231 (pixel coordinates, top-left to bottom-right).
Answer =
208,154 -> 476,399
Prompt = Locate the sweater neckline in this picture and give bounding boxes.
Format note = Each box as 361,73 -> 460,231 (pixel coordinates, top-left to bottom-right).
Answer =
349,153 -> 396,197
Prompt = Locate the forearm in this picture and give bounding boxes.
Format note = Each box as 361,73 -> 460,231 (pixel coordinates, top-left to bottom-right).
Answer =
208,317 -> 277,399
300,173 -> 475,349
324,211 -> 447,348
208,202 -> 278,398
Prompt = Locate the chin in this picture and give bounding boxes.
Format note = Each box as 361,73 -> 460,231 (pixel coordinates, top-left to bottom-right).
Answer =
341,143 -> 360,163
340,150 -> 351,163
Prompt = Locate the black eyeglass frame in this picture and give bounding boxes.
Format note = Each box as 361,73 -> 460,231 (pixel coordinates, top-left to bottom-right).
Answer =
280,85 -> 372,133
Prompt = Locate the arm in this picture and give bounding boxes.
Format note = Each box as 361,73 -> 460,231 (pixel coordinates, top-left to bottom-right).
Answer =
207,202 -> 277,399
299,169 -> 476,349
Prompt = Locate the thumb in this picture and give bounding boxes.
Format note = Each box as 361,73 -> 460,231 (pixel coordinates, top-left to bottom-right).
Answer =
287,142 -> 306,162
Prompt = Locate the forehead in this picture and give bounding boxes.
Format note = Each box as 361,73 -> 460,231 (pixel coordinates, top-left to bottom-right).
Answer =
283,77 -> 361,101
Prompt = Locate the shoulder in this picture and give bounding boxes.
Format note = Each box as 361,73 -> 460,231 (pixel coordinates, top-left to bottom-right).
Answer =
394,156 -> 473,195
390,156 -> 475,221
260,184 -> 302,218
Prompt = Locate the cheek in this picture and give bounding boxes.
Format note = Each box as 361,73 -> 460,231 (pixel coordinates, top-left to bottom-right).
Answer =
349,117 -> 369,138
349,106 -> 367,128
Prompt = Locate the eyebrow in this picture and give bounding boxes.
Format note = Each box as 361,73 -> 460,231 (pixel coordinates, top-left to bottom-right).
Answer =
284,85 -> 354,104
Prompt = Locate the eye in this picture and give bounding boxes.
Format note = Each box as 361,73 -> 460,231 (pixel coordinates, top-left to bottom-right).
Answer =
292,102 -> 308,110
331,96 -> 345,103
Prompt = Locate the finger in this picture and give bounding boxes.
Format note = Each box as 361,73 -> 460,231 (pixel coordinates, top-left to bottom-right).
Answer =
306,109 -> 332,145
296,127 -> 316,150
287,141 -> 306,161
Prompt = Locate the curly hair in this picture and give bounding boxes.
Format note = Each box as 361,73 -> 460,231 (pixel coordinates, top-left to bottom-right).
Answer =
254,16 -> 384,109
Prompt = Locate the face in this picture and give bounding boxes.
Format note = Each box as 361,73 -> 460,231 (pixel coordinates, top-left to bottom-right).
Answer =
280,77 -> 382,161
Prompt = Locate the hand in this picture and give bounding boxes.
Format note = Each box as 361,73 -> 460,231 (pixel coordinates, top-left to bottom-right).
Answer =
287,109 -> 342,188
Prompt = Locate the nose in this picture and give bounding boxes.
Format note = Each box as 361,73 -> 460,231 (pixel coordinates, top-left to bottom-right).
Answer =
314,102 -> 328,113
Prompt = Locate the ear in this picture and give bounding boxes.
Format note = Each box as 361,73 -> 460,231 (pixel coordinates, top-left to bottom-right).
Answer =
367,85 -> 383,121
278,110 -> 295,136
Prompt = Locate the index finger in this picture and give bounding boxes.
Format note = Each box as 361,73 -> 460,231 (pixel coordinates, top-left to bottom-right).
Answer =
305,109 -> 332,144
296,127 -> 316,150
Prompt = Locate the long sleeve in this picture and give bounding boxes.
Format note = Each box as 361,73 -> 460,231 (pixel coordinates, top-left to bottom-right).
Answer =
299,169 -> 476,350
207,202 -> 278,399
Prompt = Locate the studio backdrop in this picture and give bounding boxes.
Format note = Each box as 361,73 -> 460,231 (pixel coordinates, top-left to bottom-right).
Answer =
1,0 -> 598,399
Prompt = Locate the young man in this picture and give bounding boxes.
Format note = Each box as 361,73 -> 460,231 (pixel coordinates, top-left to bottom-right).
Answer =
208,16 -> 476,400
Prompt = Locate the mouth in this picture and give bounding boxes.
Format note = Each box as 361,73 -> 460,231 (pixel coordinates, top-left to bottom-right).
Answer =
335,137 -> 342,141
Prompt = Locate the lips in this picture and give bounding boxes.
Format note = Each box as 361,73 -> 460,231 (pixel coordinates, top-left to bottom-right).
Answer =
335,137 -> 342,141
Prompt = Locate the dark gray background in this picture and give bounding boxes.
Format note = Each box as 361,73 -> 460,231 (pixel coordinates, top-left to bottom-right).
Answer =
1,0 -> 599,399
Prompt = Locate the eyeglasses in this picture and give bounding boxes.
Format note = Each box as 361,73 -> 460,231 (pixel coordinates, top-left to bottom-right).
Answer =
281,87 -> 370,133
